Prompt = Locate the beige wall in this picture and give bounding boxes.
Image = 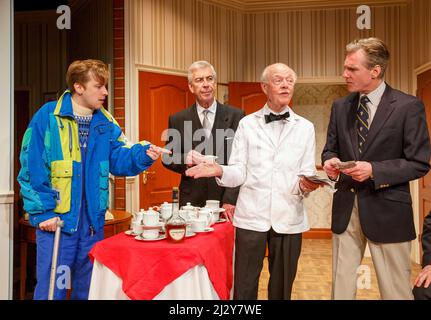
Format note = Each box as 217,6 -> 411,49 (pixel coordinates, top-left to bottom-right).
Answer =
243,5 -> 410,92
126,0 -> 244,84
293,84 -> 349,229
125,0 -> 431,92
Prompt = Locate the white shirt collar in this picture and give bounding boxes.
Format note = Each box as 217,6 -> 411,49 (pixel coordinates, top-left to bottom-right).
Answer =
196,99 -> 217,115
361,81 -> 386,107
263,104 -> 290,116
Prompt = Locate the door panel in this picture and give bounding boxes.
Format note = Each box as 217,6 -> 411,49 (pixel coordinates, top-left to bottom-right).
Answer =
139,71 -> 195,209
228,82 -> 267,115
228,81 -> 293,115
418,69 -> 431,261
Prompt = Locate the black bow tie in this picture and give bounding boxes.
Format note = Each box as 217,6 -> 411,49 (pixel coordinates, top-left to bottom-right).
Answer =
265,112 -> 290,124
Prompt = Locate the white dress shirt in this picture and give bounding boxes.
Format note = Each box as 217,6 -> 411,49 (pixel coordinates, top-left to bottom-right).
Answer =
196,100 -> 217,129
216,104 -> 316,234
360,80 -> 386,126
263,104 -> 290,143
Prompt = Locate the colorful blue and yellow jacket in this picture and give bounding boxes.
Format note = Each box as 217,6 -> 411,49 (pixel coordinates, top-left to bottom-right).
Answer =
17,90 -> 154,234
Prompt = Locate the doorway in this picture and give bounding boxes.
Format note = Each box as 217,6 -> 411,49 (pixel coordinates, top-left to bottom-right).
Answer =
138,71 -> 195,209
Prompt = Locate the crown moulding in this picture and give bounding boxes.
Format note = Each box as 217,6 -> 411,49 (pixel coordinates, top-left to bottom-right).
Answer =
201,0 -> 408,12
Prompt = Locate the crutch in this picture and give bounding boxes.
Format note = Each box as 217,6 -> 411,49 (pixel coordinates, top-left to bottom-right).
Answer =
48,219 -> 64,300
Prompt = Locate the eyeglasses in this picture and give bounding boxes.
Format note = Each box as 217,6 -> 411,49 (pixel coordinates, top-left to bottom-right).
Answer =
270,77 -> 295,86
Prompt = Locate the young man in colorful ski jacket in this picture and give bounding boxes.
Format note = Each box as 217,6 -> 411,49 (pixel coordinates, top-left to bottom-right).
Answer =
18,59 -> 168,299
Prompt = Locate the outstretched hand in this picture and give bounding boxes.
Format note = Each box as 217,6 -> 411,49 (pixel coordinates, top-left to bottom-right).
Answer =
146,144 -> 171,160
185,150 -> 205,167
185,162 -> 223,179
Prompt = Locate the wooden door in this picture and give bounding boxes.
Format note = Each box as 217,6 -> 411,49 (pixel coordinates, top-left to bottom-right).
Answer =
229,81 -> 293,115
139,71 -> 195,209
228,82 -> 267,115
418,69 -> 431,260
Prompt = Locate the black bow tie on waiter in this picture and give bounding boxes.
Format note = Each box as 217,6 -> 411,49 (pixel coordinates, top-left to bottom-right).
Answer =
265,112 -> 290,124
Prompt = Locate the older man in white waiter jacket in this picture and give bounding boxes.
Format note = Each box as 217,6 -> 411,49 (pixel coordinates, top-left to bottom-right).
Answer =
186,63 -> 322,300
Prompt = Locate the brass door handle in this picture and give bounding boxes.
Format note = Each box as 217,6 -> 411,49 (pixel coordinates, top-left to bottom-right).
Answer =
142,171 -> 156,185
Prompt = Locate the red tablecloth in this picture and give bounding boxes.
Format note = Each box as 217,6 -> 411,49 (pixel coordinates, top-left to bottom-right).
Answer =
89,222 -> 234,300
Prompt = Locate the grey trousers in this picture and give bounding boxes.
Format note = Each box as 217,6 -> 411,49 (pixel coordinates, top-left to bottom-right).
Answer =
233,227 -> 302,300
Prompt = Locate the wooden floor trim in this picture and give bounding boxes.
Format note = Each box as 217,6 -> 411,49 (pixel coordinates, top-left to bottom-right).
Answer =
303,228 -> 332,239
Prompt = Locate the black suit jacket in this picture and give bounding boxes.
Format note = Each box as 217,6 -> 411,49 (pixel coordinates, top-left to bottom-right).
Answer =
423,212 -> 431,267
322,84 -> 431,243
162,101 -> 245,207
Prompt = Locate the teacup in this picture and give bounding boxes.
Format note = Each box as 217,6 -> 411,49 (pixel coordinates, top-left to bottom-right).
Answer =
205,200 -> 220,209
191,218 -> 207,232
143,208 -> 159,226
160,202 -> 172,221
142,228 -> 159,240
198,208 -> 214,227
131,221 -> 144,235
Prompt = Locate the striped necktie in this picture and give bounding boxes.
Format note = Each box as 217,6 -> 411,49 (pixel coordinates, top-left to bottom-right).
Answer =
202,109 -> 212,139
357,95 -> 370,154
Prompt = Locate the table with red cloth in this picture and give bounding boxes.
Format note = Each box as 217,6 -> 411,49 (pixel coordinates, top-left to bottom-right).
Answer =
88,221 -> 234,300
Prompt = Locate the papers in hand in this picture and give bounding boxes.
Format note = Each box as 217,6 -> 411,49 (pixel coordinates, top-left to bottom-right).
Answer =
298,175 -> 336,192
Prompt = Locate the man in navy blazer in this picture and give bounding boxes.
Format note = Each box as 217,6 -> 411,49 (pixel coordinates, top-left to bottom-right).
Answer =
322,38 -> 431,299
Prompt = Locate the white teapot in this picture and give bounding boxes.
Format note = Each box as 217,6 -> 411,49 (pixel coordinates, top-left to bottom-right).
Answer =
133,209 -> 145,224
143,207 -> 159,226
181,202 -> 198,220
131,209 -> 145,234
160,202 -> 172,221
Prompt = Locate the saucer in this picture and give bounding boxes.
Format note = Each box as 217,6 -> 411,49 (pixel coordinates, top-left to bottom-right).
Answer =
209,208 -> 225,213
195,227 -> 214,233
125,230 -> 138,236
185,232 -> 196,238
134,234 -> 166,241
215,218 -> 227,224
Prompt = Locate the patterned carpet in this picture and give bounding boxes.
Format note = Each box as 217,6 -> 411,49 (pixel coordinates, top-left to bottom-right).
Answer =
258,239 -> 422,300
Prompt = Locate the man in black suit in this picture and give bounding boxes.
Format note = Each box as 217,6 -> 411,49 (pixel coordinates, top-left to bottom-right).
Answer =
413,211 -> 431,300
322,37 -> 431,299
162,61 -> 244,218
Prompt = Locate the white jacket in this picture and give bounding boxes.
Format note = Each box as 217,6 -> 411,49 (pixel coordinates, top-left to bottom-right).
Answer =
217,105 -> 316,234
